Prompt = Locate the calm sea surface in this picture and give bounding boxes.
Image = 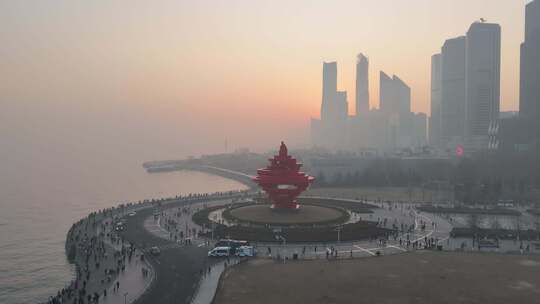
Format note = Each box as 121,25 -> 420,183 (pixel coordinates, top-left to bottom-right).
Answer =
0,159 -> 247,304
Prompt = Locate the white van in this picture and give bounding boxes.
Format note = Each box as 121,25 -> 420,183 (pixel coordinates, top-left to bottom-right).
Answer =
208,246 -> 231,257
236,246 -> 255,257
150,246 -> 160,256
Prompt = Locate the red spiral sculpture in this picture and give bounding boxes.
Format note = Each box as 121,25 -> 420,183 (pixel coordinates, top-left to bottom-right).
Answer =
253,142 -> 314,209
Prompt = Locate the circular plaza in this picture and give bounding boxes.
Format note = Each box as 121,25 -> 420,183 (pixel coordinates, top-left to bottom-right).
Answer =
225,203 -> 348,226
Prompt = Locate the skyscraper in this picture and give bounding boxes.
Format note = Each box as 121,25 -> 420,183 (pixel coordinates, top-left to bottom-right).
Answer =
355,53 -> 369,116
335,91 -> 349,121
379,71 -> 413,149
430,54 -> 442,148
380,72 -> 410,116
441,36 -> 467,149
393,75 -> 411,116
465,22 -> 501,152
321,62 -> 337,122
520,0 -> 540,136
380,71 -> 395,114
312,61 -> 349,150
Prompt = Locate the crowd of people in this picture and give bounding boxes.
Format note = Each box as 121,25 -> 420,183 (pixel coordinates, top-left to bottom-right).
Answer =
44,189 -> 250,304
46,208 -> 142,304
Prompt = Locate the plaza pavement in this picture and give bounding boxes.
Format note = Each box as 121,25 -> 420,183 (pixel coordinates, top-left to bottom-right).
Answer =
124,192 -> 538,304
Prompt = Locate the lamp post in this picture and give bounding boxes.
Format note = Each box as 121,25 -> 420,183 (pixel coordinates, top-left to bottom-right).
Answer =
274,232 -> 286,262
124,292 -> 128,304
335,225 -> 343,243
211,221 -> 215,242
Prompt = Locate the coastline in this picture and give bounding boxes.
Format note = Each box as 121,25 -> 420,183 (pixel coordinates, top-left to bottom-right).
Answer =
48,170 -> 252,304
143,163 -> 257,190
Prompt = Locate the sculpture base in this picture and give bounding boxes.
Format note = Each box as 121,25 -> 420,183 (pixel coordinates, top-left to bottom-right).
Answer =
227,204 -> 346,225
270,204 -> 300,211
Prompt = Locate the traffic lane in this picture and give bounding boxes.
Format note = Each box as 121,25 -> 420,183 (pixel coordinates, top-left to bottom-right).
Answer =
136,246 -> 208,304
123,207 -> 209,304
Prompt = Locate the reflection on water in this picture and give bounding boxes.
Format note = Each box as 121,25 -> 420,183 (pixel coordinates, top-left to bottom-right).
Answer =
0,162 -> 247,304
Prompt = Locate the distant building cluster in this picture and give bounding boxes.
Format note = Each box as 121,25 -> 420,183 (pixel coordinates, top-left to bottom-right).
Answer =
430,22 -> 501,154
311,54 -> 427,154
430,0 -> 540,156
312,1 -> 540,157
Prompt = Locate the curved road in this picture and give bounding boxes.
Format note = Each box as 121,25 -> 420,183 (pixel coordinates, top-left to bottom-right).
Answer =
121,195 -> 245,304
121,194 -> 453,304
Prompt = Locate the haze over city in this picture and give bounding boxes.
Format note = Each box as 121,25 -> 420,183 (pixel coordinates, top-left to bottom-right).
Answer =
1,0 -> 530,159
2,1 -> 540,304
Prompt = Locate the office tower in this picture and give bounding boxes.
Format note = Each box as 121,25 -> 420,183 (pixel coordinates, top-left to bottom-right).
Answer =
430,54 -> 442,147
393,75 -> 411,116
520,0 -> 540,131
312,61 -> 349,150
465,22 -> 501,152
380,71 -> 412,149
379,71 -> 395,114
393,75 -> 412,147
321,62 -> 337,122
335,91 -> 349,121
355,53 -> 369,115
413,112 -> 428,147
441,36 -> 467,149
380,72 -> 410,116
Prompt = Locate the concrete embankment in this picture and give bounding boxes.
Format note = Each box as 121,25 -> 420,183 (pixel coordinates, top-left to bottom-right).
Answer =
144,162 -> 257,189
55,205 -> 154,304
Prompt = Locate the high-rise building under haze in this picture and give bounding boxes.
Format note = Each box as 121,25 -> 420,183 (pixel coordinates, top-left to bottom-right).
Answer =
465,22 -> 501,152
355,53 -> 369,115
311,61 -> 349,150
321,62 -> 337,122
380,71 -> 396,114
441,36 -> 467,150
379,71 -> 414,149
430,54 -> 442,148
313,58 -> 426,152
520,0 -> 540,142
335,91 -> 349,121
393,75 -> 411,116
380,72 -> 410,116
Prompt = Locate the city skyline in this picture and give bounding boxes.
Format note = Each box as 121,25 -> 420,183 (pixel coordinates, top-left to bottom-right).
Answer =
0,0 -> 532,156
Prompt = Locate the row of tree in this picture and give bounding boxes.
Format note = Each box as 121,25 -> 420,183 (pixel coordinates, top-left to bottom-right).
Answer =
311,153 -> 540,204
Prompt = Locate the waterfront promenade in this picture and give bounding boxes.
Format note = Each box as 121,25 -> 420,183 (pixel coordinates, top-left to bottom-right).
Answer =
47,203 -> 157,304
47,189 -> 248,304
50,166 -> 540,304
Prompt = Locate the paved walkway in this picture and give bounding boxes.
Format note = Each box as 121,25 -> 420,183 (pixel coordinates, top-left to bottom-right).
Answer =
190,258 -> 241,304
98,222 -> 154,304
148,198 -> 454,258
137,197 -> 453,304
100,256 -> 153,304
254,208 -> 452,260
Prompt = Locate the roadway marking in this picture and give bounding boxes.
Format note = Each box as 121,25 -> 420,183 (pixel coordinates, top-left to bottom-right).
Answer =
387,245 -> 407,252
411,209 -> 439,243
354,245 -> 376,256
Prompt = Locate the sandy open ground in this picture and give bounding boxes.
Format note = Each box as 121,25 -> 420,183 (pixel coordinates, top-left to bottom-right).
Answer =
215,251 -> 540,304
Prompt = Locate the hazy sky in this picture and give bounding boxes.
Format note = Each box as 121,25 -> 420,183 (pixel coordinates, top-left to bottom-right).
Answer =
0,0 -> 531,159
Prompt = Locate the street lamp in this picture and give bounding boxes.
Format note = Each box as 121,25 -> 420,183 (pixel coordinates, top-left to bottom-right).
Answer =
124,292 -> 128,304
211,221 -> 215,242
334,225 -> 343,243
274,233 -> 286,262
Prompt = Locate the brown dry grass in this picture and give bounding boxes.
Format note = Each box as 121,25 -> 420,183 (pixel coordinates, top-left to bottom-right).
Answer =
215,251 -> 540,304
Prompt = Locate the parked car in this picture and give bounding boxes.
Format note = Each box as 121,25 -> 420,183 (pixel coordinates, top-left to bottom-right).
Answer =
236,246 -> 255,257
208,246 -> 231,257
150,246 -> 161,256
214,239 -> 249,251
114,222 -> 124,231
